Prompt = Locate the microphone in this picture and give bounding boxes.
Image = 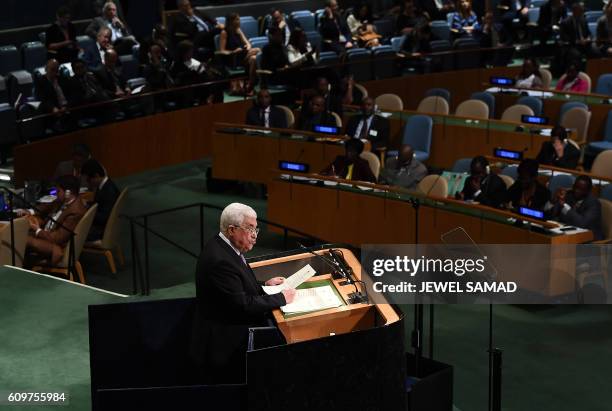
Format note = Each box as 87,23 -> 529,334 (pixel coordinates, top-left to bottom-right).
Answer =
298,242 -> 349,283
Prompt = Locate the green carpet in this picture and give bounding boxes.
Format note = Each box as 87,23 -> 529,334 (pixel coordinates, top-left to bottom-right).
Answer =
2,160 -> 612,410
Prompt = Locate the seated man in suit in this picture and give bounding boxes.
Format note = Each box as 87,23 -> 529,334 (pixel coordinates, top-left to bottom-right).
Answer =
94,49 -> 130,98
345,97 -> 390,151
379,144 -> 427,190
171,0 -> 223,60
506,158 -> 550,211
546,175 -> 603,240
321,138 -> 376,183
54,143 -> 91,187
85,1 -> 137,55
245,89 -> 288,128
301,77 -> 344,118
457,156 -> 507,208
298,95 -> 338,131
20,175 -> 87,266
191,203 -> 296,383
36,59 -> 69,115
81,159 -> 120,241
83,27 -> 112,70
536,126 -> 580,169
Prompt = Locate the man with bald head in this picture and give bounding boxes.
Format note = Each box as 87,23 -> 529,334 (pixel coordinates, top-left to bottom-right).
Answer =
94,49 -> 130,97
345,97 -> 390,150
379,144 -> 428,189
86,1 -> 137,55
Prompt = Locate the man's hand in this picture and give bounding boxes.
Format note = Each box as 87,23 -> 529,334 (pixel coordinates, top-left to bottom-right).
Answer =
470,176 -> 481,192
28,218 -> 40,231
265,277 -> 285,286
554,188 -> 567,205
282,288 -> 296,304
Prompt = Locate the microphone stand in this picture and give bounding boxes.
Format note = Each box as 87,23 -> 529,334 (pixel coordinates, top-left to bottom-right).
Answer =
1,187 -> 77,279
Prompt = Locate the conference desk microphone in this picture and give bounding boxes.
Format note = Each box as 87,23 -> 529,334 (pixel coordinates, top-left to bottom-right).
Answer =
297,243 -> 368,305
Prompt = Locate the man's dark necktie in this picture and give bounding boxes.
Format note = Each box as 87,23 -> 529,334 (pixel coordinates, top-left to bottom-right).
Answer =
359,116 -> 369,139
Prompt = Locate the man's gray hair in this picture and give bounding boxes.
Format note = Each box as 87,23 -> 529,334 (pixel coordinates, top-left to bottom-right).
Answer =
220,203 -> 257,233
103,2 -> 116,12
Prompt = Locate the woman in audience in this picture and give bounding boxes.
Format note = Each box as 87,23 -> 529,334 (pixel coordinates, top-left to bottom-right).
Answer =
515,58 -> 543,88
505,159 -> 551,211
45,6 -> 79,64
450,0 -> 480,40
555,63 -> 588,93
287,28 -> 317,66
219,12 -> 260,95
346,2 -> 381,48
536,126 -> 580,169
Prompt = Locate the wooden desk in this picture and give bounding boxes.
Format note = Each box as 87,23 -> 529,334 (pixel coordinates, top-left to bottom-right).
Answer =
249,248 -> 400,344
267,175 -> 593,296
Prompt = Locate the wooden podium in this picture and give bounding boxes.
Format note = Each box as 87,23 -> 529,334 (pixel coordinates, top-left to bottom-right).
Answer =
250,247 -> 401,344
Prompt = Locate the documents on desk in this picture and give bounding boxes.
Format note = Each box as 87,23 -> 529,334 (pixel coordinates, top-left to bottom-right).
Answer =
262,264 -> 316,295
281,285 -> 344,314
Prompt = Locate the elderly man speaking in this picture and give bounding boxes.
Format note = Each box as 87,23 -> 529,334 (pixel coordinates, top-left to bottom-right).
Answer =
191,203 -> 295,383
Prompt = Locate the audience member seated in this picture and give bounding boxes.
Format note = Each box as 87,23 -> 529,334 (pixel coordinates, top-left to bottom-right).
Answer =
94,49 -> 130,97
83,27 -> 113,70
379,144 -> 427,190
21,175 -> 87,267
170,0 -> 222,60
595,1 -> 612,56
555,63 -> 588,93
515,58 -> 543,88
546,175 -> 603,240
37,59 -> 69,115
287,28 -> 317,67
395,0 -> 428,36
476,11 -> 502,47
170,40 -> 221,104
537,0 -> 567,45
450,0 -> 481,40
81,159 -> 120,241
402,24 -> 434,57
219,12 -> 260,95
497,0 -> 530,44
245,89 -> 288,128
319,0 -> 354,53
506,158 -> 550,211
66,59 -> 109,107
261,27 -> 290,73
560,3 -> 591,53
149,24 -> 173,62
457,156 -> 507,208
266,8 -> 292,46
302,77 -> 344,118
347,2 -> 381,48
320,138 -> 376,183
536,126 -> 580,169
85,1 -> 137,55
45,6 -> 79,64
421,0 -> 455,21
345,97 -> 390,150
143,42 -> 175,91
54,143 -> 91,187
298,95 -> 338,131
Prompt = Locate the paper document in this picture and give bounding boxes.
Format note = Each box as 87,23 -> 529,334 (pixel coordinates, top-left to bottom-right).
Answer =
262,264 -> 316,295
281,285 -> 343,314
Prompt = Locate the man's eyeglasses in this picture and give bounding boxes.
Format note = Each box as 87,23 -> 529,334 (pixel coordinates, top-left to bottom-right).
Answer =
233,225 -> 260,235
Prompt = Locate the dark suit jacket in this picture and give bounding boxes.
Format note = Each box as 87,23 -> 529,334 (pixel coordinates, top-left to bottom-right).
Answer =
560,16 -> 590,43
245,105 -> 288,128
64,73 -> 108,106
553,193 -> 603,240
89,179 -> 120,241
82,42 -> 106,70
596,15 -> 612,45
345,114 -> 390,150
45,22 -> 78,64
537,1 -> 568,29
506,181 -> 551,211
191,235 -> 286,382
461,173 -> 507,208
93,65 -> 126,96
536,140 -> 580,169
322,155 -> 377,183
170,11 -> 219,50
319,14 -> 352,45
